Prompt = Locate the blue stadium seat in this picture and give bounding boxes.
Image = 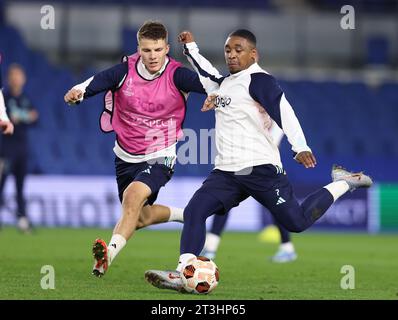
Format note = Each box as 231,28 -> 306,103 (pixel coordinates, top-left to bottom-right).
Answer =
121,27 -> 138,56
367,36 -> 390,66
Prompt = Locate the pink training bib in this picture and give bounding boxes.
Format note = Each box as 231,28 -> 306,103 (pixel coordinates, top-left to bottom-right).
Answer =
100,53 -> 186,155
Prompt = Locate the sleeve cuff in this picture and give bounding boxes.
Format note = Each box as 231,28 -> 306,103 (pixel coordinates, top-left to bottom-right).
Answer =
293,146 -> 312,159
184,42 -> 198,51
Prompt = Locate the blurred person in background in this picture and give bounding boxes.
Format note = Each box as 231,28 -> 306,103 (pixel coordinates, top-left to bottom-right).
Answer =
0,54 -> 14,135
0,63 -> 38,233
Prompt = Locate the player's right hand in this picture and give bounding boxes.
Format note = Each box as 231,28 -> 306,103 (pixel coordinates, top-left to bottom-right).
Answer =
0,120 -> 14,135
64,88 -> 83,105
178,31 -> 195,44
201,94 -> 218,112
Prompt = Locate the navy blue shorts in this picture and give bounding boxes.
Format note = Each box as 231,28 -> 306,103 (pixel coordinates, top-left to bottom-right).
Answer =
195,164 -> 297,215
115,156 -> 174,204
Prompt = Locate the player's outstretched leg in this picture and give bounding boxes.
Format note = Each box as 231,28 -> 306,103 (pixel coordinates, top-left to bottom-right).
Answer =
91,205 -> 183,278
253,164 -> 373,234
295,164 -> 372,232
91,182 -> 149,277
295,164 -> 372,231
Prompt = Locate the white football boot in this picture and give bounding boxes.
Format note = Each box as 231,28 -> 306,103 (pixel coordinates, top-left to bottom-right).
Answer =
144,270 -> 187,293
331,165 -> 373,191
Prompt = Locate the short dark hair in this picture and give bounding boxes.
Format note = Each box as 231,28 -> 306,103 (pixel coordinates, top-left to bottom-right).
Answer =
228,29 -> 256,47
137,21 -> 168,42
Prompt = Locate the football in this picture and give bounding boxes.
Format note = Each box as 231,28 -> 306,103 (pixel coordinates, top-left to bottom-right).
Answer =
181,256 -> 219,294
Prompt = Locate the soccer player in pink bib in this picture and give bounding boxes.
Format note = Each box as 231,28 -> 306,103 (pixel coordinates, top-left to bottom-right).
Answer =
64,21 -> 208,277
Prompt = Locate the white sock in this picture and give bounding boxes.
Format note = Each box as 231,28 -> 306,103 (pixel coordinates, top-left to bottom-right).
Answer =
168,207 -> 184,223
107,234 -> 126,265
280,241 -> 295,253
176,253 -> 196,272
204,233 -> 220,253
323,180 -> 350,202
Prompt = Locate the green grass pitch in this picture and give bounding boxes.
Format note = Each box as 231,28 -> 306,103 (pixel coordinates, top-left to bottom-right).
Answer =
1,227 -> 397,300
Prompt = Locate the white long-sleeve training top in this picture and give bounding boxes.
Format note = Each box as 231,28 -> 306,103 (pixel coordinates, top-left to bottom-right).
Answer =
184,42 -> 311,172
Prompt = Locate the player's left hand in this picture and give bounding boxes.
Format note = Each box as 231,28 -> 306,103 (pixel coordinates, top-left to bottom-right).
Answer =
64,88 -> 83,105
201,94 -> 217,112
0,120 -> 14,135
295,151 -> 316,168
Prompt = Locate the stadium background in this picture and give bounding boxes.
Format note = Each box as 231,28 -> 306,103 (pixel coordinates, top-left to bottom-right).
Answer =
0,0 -> 398,300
